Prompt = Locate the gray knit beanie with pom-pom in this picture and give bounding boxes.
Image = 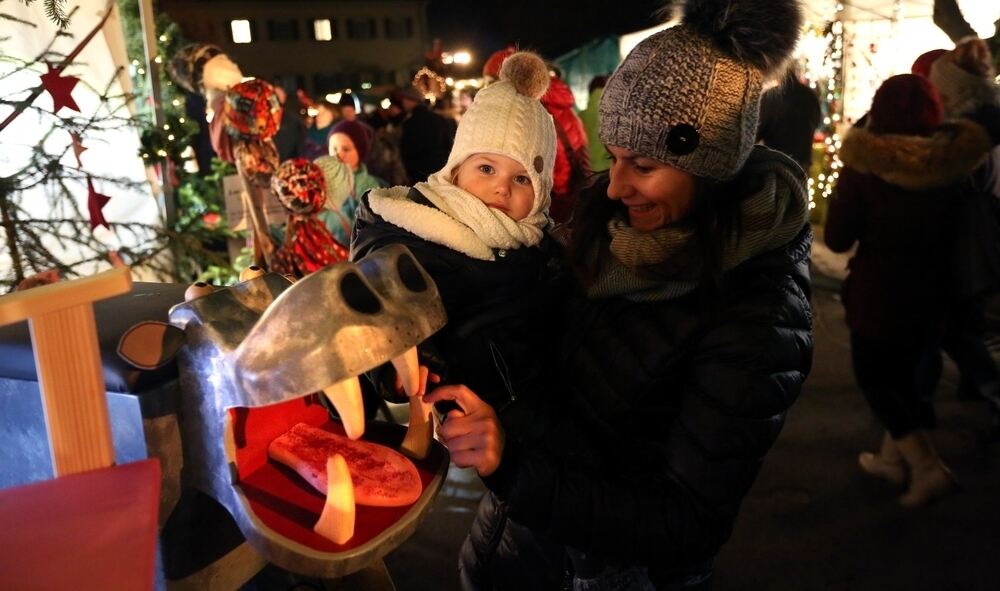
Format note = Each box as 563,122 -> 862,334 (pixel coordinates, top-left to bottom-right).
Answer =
599,0 -> 803,180
437,51 -> 557,215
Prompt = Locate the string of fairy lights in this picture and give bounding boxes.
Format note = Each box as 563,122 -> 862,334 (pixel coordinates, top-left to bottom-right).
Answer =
801,1 -> 846,209
135,31 -> 192,164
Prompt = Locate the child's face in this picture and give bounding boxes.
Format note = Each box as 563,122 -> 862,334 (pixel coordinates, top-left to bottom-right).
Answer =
454,154 -> 535,221
329,133 -> 360,170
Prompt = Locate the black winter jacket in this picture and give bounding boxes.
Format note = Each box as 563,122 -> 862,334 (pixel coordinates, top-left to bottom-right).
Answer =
352,189 -> 568,436
472,224 -> 813,587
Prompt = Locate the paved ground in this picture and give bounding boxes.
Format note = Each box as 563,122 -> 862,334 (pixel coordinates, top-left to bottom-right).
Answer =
383,235 -> 1000,591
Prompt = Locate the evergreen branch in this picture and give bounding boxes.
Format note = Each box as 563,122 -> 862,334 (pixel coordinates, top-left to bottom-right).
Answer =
0,12 -> 37,27
15,0 -> 70,28
44,0 -> 69,29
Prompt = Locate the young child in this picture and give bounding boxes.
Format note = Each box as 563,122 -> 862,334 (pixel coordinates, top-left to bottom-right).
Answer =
326,119 -> 387,245
351,51 -> 565,439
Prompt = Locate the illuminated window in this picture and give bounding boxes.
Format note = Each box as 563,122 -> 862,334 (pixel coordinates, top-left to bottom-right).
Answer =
230,19 -> 252,44
313,18 -> 334,41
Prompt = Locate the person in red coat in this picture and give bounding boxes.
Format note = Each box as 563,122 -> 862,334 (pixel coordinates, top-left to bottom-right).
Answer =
484,47 -> 590,223
824,73 -> 998,507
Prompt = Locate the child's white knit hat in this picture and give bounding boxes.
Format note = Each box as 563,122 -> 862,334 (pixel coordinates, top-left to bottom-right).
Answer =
436,51 -> 557,218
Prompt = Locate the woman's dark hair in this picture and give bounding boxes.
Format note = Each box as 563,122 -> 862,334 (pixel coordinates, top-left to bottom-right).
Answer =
567,170 -> 751,295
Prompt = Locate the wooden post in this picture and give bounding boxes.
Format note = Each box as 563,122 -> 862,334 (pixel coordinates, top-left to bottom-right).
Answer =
0,267 -> 132,475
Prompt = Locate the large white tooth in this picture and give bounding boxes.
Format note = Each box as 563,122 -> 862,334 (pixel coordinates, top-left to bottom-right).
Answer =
400,395 -> 434,460
313,454 -> 355,544
322,377 -> 365,440
390,346 -> 420,397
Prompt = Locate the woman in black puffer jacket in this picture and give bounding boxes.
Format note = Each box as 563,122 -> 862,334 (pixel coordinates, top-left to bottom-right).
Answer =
425,1 -> 813,589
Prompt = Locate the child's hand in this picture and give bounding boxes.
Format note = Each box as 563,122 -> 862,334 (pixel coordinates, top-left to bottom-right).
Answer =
424,384 -> 504,477
393,365 -> 441,397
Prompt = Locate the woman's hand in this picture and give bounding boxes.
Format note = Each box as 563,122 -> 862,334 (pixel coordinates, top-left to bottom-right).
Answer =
424,384 -> 505,477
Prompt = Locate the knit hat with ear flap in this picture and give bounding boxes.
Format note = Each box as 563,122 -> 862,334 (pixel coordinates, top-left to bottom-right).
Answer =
599,0 -> 803,180
437,51 -> 557,219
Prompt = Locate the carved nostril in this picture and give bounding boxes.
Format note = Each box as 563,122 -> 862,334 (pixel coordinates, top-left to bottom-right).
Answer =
185,281 -> 214,301
396,253 -> 427,293
239,265 -> 265,281
340,271 -> 382,314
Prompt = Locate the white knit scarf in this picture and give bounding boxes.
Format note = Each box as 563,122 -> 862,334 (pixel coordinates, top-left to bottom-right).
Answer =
367,172 -> 549,261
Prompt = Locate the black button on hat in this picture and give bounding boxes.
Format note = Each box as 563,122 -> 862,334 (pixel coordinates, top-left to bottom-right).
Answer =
666,123 -> 699,155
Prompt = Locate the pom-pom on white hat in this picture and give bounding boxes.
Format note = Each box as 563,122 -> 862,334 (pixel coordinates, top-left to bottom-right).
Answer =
437,51 -> 557,218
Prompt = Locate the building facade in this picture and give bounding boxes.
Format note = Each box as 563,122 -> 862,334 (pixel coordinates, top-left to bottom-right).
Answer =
159,0 -> 430,96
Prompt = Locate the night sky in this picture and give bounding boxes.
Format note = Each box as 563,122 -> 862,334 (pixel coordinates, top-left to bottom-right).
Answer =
425,0 -> 667,64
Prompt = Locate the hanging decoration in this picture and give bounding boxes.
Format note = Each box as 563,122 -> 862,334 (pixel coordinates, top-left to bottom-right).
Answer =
70,131 -> 87,162
86,178 -> 111,231
72,128 -> 112,230
412,66 -> 447,100
0,0 -> 113,134
39,63 -> 81,113
219,77 -> 283,268
223,79 -> 282,142
270,159 -> 348,277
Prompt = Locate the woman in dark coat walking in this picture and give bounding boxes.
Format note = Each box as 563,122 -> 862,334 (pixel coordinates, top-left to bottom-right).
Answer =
824,73 -> 999,506
424,1 -> 813,588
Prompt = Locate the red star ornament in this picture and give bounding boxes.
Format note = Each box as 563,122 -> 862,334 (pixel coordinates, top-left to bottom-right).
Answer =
69,132 -> 87,166
86,177 -> 111,231
40,64 -> 81,113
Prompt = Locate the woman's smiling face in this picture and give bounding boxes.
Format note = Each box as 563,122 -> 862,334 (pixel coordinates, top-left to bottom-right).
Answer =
605,145 -> 697,231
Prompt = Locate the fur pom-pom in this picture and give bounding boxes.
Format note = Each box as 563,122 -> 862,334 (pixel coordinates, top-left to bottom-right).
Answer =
499,51 -> 550,99
682,0 -> 802,75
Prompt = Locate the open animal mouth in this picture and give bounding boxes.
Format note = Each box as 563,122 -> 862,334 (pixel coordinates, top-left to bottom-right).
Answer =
224,392 -> 441,552
214,245 -> 445,554
117,244 -> 450,576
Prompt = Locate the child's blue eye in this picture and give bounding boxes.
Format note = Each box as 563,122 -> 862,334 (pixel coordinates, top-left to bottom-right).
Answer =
514,175 -> 531,185
478,164 -> 494,174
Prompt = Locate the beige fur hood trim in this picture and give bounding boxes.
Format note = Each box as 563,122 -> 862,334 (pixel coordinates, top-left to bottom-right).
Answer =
839,118 -> 992,190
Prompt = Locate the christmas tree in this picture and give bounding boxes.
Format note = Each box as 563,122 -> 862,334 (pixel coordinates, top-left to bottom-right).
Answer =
0,0 -> 244,292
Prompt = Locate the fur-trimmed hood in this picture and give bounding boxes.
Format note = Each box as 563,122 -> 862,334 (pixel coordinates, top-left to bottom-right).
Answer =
839,118 -> 993,190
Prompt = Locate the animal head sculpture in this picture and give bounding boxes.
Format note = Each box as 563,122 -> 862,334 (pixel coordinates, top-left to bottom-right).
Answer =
118,245 -> 448,578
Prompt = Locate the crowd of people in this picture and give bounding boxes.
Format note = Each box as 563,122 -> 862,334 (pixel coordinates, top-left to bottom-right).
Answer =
171,0 -> 999,587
